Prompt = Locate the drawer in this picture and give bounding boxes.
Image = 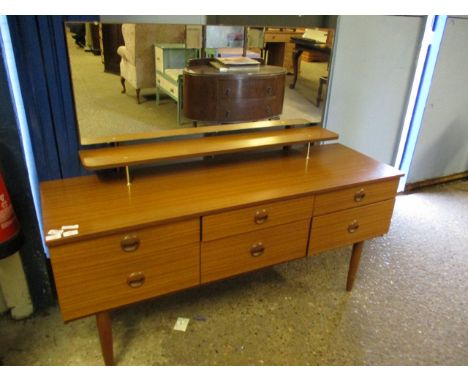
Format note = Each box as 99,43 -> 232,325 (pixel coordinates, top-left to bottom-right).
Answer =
157,75 -> 178,99
201,219 -> 310,283
202,195 -> 314,241
264,32 -> 299,43
314,179 -> 398,216
50,219 -> 200,321
216,98 -> 282,121
155,46 -> 164,71
218,78 -> 281,99
308,199 -> 396,255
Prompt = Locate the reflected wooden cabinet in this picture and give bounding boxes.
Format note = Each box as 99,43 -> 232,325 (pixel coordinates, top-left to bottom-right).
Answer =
183,63 -> 286,123
100,24 -> 124,75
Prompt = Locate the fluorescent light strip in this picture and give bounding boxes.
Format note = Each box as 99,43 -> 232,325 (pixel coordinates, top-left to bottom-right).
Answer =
394,16 -> 435,169
0,16 -> 48,256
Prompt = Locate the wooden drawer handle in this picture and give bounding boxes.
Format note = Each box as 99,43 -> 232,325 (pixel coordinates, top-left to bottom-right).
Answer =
266,86 -> 273,95
250,242 -> 265,257
121,234 -> 140,252
225,110 -> 230,118
266,105 -> 272,114
254,209 -> 269,224
354,189 -> 366,202
348,220 -> 359,233
225,88 -> 231,96
127,272 -> 145,288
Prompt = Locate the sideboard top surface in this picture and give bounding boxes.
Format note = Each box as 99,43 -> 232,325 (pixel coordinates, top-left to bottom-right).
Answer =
184,64 -> 287,77
41,144 -> 403,246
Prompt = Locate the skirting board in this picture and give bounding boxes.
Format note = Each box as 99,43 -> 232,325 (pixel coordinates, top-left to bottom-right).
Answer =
404,171 -> 468,192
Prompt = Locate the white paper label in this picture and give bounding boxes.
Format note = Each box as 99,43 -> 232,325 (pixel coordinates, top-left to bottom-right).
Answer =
173,317 -> 190,332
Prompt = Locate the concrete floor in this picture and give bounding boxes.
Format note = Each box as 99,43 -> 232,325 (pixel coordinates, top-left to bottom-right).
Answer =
1,180 -> 467,365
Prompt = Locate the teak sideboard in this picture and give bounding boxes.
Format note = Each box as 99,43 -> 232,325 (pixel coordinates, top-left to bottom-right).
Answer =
41,136 -> 403,365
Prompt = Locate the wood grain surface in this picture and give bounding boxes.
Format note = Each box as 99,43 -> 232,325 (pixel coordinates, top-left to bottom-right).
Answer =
79,126 -> 339,170
201,219 -> 310,283
308,199 -> 396,255
51,229 -> 200,321
202,195 -> 314,241
313,178 -> 399,216
42,144 -> 403,247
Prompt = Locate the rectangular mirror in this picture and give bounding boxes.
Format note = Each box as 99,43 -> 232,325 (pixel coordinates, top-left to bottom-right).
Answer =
65,18 -> 336,145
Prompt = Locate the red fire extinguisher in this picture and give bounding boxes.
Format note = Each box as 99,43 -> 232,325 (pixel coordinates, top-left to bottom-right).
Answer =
0,173 -> 22,259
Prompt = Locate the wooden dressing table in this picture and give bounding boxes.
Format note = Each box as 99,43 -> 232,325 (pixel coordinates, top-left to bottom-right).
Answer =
41,120 -> 403,365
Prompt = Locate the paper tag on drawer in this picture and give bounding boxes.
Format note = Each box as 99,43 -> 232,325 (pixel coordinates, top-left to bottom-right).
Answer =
173,317 -> 190,332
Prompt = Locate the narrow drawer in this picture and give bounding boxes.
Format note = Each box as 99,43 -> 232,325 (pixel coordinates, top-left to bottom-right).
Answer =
155,46 -> 164,71
50,219 -> 200,321
314,179 -> 398,216
308,199 -> 396,255
157,75 -> 178,99
264,33 -> 297,43
202,195 -> 314,241
218,78 -> 280,99
201,219 -> 310,283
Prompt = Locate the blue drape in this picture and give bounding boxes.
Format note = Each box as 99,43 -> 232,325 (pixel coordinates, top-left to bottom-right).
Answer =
7,16 -> 98,181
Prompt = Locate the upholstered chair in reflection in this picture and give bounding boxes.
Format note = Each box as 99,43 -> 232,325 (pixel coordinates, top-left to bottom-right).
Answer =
116,23 -> 185,104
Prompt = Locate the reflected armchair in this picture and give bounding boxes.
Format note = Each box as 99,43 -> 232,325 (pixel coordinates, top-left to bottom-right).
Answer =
117,23 -> 185,104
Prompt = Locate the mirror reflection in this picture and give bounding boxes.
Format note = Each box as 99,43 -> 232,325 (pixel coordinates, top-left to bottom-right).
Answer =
65,21 -> 335,145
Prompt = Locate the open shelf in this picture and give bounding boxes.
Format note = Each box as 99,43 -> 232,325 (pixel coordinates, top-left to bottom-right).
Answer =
80,126 -> 338,171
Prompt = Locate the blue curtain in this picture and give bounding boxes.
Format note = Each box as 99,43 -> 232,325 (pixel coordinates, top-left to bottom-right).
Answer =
7,16 -> 98,181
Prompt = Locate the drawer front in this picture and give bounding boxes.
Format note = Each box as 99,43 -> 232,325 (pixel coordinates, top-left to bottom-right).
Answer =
201,219 -> 310,283
202,195 -> 314,241
218,78 -> 281,99
216,98 -> 282,121
309,199 -> 396,255
157,75 -> 178,99
264,32 -> 299,43
155,46 -> 164,71
50,219 -> 200,321
314,179 -> 398,216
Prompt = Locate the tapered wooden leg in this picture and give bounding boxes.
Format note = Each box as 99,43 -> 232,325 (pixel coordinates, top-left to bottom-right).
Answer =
96,311 -> 114,366
346,241 -> 364,291
120,77 -> 126,93
317,78 -> 324,107
289,48 -> 303,89
136,88 -> 141,104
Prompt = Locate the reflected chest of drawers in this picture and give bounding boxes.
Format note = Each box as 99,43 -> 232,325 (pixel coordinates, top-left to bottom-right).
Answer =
41,143 -> 402,365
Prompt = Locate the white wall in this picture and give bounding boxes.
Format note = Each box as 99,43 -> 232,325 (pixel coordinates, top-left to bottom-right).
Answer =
407,17 -> 468,182
324,16 -> 424,164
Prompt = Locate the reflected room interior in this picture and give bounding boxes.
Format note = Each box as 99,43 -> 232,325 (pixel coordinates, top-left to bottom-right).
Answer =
65,21 -> 335,145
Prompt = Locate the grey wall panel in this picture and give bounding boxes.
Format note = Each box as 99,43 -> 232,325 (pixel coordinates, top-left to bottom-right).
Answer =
324,16 -> 424,164
408,17 -> 468,182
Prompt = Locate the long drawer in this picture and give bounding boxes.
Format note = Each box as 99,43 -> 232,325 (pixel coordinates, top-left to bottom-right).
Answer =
201,219 -> 310,283
156,74 -> 178,99
308,199 -> 396,255
202,196 -> 314,241
51,219 -> 200,321
313,179 -> 398,216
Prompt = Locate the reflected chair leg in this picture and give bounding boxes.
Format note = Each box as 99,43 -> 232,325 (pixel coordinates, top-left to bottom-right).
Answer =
346,241 -> 364,291
317,78 -> 324,107
120,77 -> 126,94
96,311 -> 114,366
136,88 -> 141,104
